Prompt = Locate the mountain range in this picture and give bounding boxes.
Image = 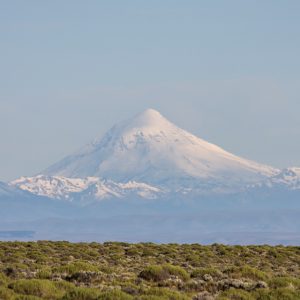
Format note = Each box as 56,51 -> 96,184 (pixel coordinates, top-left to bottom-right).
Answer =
1,109 -> 300,244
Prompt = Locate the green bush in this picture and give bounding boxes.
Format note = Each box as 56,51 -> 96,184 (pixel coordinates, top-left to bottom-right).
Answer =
0,286 -> 15,300
36,267 -> 52,279
254,287 -> 300,300
137,296 -> 167,300
13,295 -> 42,300
225,265 -> 269,281
54,261 -> 99,276
143,287 -> 190,300
239,266 -> 269,281
62,287 -> 100,300
53,280 -> 75,292
139,265 -> 169,282
139,264 -> 189,282
0,272 -> 8,286
97,289 -> 133,300
191,267 -> 222,279
8,279 -> 59,299
268,277 -> 300,289
217,288 -> 255,300
163,264 -> 189,281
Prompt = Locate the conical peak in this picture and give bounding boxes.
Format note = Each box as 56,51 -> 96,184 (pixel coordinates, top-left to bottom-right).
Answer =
135,108 -> 164,121
126,108 -> 171,129
139,108 -> 162,118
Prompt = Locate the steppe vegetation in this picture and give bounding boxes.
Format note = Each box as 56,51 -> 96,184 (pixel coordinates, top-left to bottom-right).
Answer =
0,241 -> 299,299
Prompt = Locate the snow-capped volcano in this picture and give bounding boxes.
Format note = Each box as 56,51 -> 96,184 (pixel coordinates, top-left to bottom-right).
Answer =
43,109 -> 278,191
5,109 -> 300,244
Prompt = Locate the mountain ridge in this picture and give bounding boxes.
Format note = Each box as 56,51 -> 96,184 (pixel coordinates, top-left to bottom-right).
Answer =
11,175 -> 162,203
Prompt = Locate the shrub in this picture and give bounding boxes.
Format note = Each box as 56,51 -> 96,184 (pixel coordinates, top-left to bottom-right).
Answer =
217,288 -> 255,300
191,267 -> 222,279
62,287 -> 100,300
0,272 -> 8,286
53,281 -> 76,292
139,264 -> 189,282
54,261 -> 99,276
225,266 -> 269,281
143,287 -> 190,300
163,264 -> 189,281
8,279 -> 59,299
97,289 -> 133,300
268,277 -> 300,289
139,265 -> 169,282
0,286 -> 15,300
13,295 -> 42,300
36,267 -> 52,279
126,247 -> 141,256
239,266 -> 269,281
137,296 -> 167,300
254,287 -> 300,300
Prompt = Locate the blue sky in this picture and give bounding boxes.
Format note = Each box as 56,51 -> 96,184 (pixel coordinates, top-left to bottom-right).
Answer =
1,1 -> 300,180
